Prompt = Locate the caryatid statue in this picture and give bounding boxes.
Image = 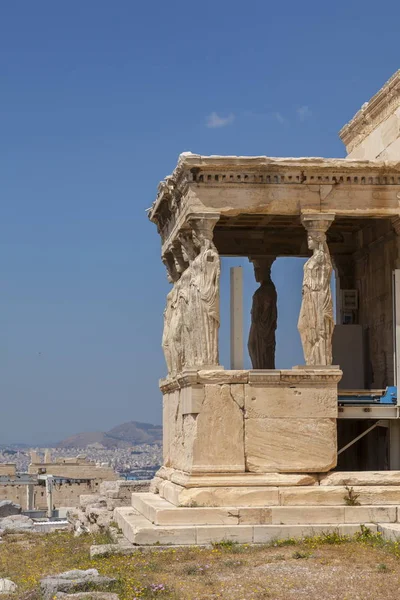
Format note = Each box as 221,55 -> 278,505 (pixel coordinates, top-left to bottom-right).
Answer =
189,216 -> 221,367
177,232 -> 199,368
161,252 -> 180,376
248,257 -> 278,369
298,215 -> 335,366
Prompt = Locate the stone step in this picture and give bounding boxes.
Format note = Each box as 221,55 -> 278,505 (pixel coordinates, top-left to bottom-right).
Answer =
131,493 -> 399,526
377,523 -> 400,541
114,507 -> 379,545
159,479 -> 400,508
278,486 -> 400,506
132,493 -> 239,525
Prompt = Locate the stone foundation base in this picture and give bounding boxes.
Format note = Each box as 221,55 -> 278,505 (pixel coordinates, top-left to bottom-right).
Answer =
114,506 -> 379,545
113,471 -> 400,545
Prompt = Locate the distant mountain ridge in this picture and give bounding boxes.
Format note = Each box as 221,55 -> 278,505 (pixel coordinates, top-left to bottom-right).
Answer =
57,421 -> 162,448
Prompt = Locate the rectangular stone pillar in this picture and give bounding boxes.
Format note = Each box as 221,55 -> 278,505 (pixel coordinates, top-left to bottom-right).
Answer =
46,476 -> 54,518
26,484 -> 34,511
230,266 -> 243,369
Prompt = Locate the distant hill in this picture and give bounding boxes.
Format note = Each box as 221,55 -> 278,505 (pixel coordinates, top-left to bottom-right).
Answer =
57,421 -> 162,448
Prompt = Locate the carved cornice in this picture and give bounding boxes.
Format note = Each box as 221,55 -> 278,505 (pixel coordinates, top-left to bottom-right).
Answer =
159,378 -> 181,394
339,70 -> 400,153
149,153 -> 400,247
159,368 -> 343,391
280,369 -> 343,385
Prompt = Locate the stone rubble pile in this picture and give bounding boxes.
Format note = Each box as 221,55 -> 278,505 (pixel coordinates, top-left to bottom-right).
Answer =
67,479 -> 150,535
0,514 -> 34,532
54,594 -> 120,599
0,501 -> 21,518
40,569 -> 117,600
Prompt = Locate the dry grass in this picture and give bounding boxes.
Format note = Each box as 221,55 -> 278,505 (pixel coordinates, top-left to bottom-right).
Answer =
1,529 -> 400,599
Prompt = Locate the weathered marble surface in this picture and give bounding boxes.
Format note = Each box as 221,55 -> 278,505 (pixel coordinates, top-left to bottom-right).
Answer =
161,369 -> 340,478
161,218 -> 221,377
245,417 -> 337,473
298,215 -> 335,366
340,69 -> 400,158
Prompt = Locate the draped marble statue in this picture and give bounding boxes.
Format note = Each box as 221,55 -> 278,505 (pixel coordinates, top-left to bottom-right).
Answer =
248,257 -> 278,369
161,253 -> 180,375
298,218 -> 335,366
191,220 -> 221,367
161,217 -> 221,376
178,233 -> 199,368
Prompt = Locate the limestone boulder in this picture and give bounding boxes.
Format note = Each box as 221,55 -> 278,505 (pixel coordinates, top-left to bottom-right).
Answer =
99,481 -> 119,495
79,495 -> 106,510
106,498 -> 126,511
55,594 -> 119,599
100,480 -> 150,500
86,507 -> 112,530
40,569 -> 117,600
0,579 -> 17,594
90,544 -> 136,559
0,515 -> 34,531
0,501 -> 21,518
74,523 -> 89,537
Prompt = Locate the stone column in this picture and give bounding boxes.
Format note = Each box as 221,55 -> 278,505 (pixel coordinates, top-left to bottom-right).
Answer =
45,475 -> 54,518
26,484 -> 34,511
298,214 -> 335,366
248,256 -> 277,369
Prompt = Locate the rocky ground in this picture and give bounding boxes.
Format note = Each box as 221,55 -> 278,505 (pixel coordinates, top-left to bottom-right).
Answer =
1,528 -> 400,598
67,480 -> 150,535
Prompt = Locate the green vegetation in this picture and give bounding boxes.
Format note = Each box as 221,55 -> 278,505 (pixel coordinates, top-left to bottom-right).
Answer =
343,485 -> 361,506
1,529 -> 400,599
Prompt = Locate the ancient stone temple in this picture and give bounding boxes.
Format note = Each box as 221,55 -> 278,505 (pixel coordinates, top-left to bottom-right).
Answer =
115,70 -> 400,544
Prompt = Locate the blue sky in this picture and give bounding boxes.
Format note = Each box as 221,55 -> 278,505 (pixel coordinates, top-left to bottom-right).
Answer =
1,1 -> 399,444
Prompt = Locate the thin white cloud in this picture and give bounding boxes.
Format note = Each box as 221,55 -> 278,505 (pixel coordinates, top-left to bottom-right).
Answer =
273,111 -> 288,125
297,105 -> 312,122
206,112 -> 235,128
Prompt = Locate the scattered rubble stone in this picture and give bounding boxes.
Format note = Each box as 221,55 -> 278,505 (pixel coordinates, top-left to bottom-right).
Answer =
0,578 -> 18,594
40,569 -> 117,600
79,495 -> 107,510
69,479 -> 150,535
0,515 -> 34,531
55,593 -> 119,599
90,543 -> 137,558
0,501 -> 21,518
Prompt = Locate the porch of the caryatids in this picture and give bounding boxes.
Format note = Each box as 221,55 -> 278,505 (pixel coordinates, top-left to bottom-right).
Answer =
248,256 -> 278,369
298,213 -> 335,366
